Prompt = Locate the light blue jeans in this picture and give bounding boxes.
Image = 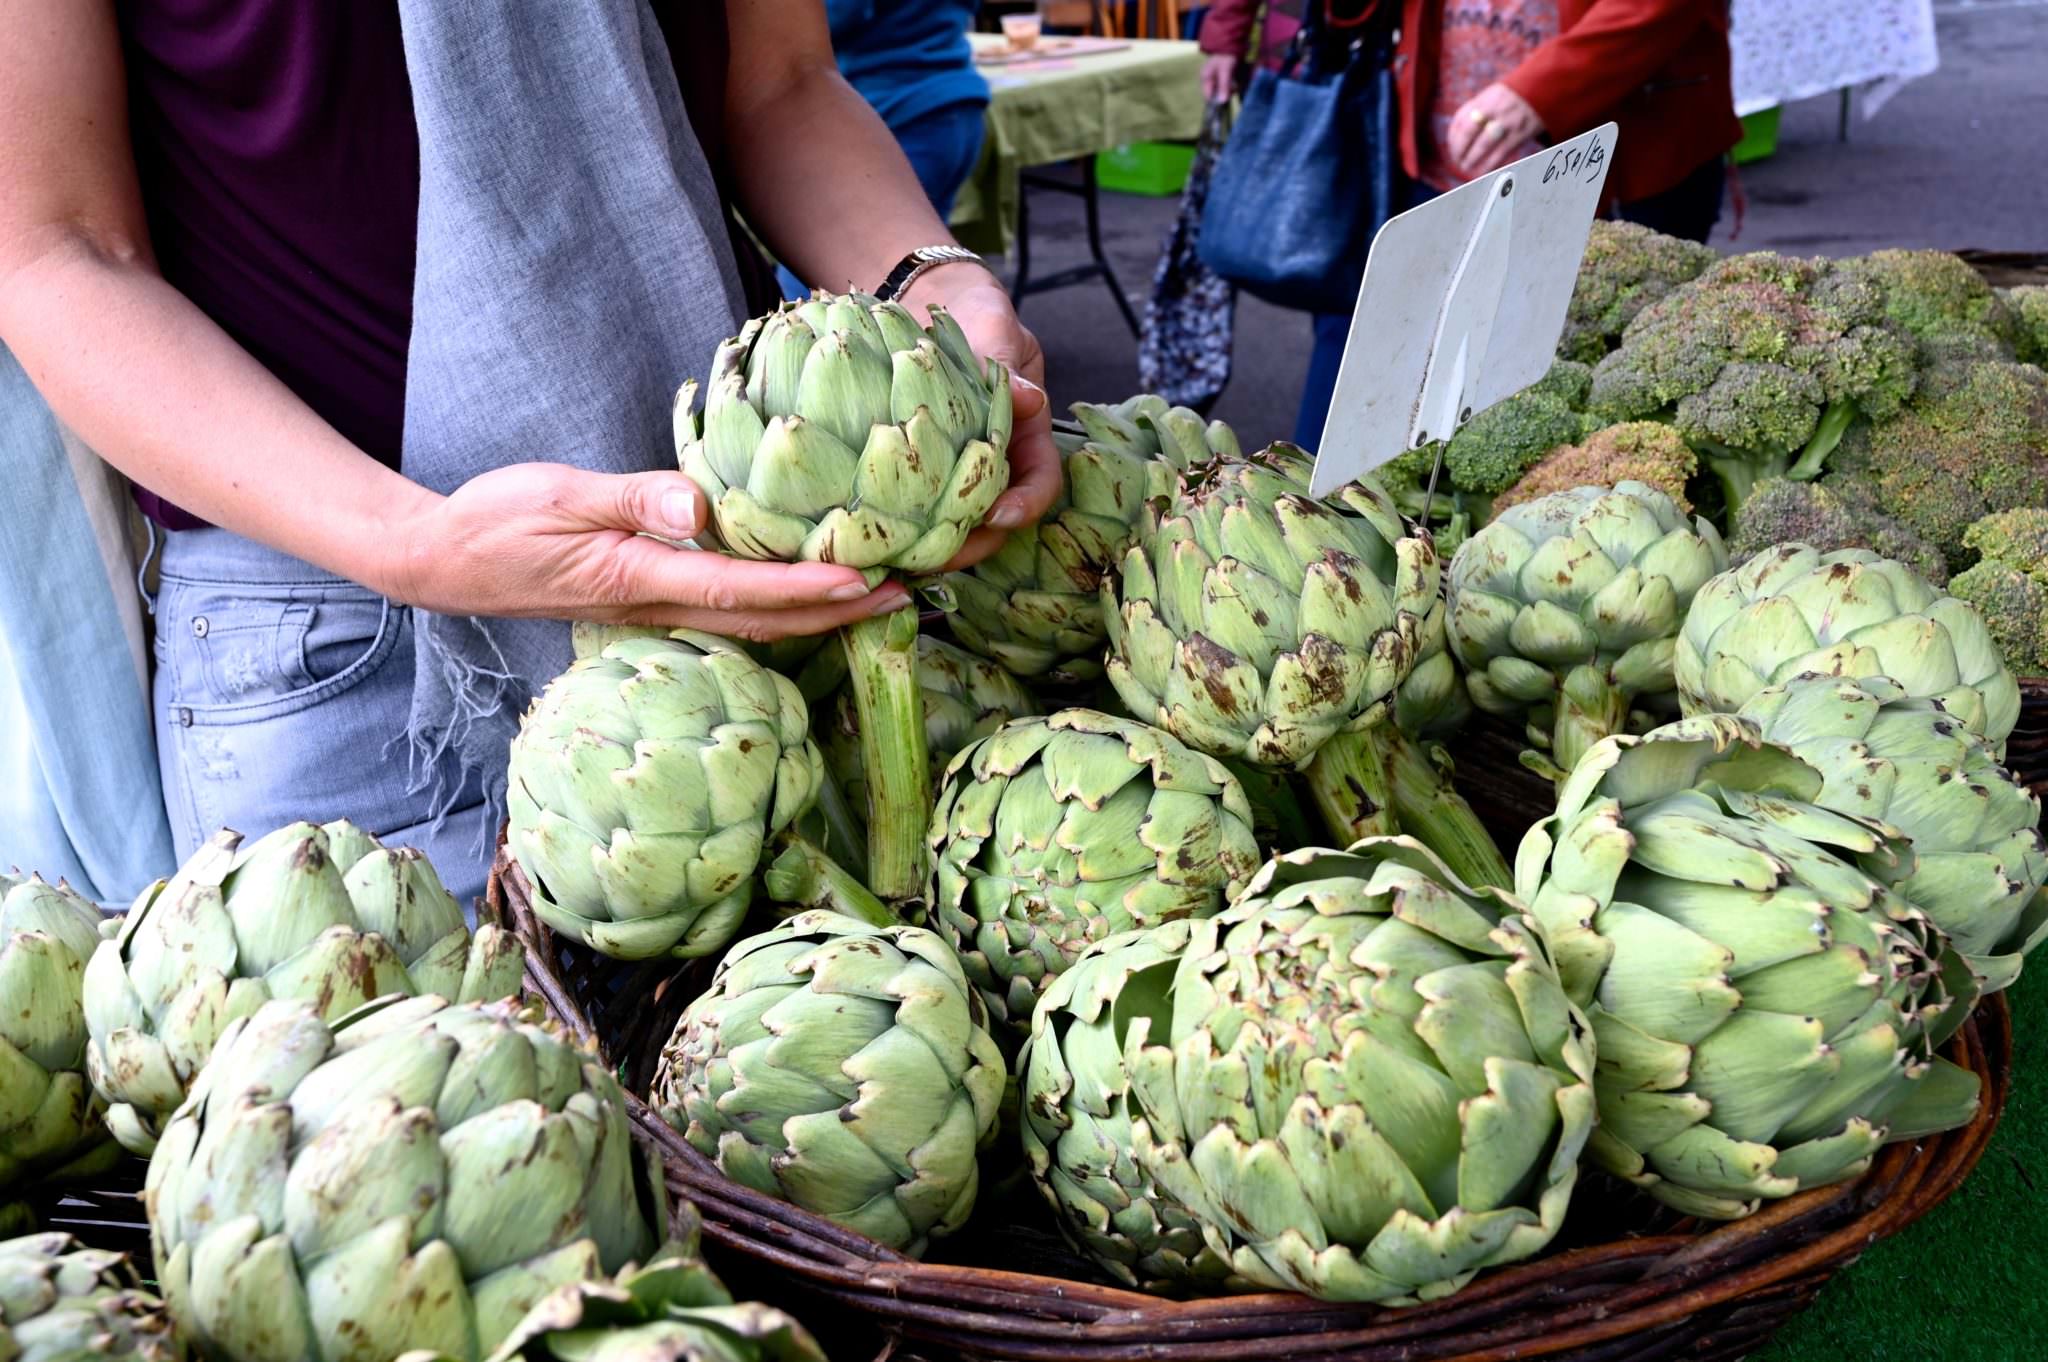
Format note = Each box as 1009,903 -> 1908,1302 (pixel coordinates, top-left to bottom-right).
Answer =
151,528 -> 491,909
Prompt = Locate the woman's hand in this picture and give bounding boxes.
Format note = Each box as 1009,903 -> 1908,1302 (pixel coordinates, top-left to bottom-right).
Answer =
901,263 -> 1064,569
1446,82 -> 1545,179
383,463 -> 910,642
1200,54 -> 1239,104
390,268 -> 1059,640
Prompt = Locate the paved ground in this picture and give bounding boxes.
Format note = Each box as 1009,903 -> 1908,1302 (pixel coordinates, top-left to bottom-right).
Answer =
1018,0 -> 2048,449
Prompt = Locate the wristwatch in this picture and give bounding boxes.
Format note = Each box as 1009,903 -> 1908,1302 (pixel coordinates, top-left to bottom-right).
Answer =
874,245 -> 987,303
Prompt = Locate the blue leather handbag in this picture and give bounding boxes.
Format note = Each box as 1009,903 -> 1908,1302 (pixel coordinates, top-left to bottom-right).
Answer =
1197,6 -> 1399,314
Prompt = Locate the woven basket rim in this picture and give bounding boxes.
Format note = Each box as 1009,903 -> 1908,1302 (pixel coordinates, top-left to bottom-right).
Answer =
488,845 -> 2013,1361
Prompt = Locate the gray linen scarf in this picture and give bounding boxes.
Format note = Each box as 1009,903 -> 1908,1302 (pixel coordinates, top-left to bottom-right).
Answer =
396,0 -> 745,831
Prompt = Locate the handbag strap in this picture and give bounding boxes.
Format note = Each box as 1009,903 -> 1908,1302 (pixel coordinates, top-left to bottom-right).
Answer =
1199,97 -> 1231,150
1241,0 -> 1269,66
1299,0 -> 1397,69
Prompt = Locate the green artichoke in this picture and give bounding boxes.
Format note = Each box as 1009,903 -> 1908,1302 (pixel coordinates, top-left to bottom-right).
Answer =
507,633 -> 825,961
928,709 -> 1260,1038
569,623 -> 847,706
0,1233 -> 178,1362
1124,838 -> 1596,1303
84,822 -> 523,1155
1739,674 -> 2048,993
653,910 -> 1006,1255
676,291 -> 1010,581
937,394 -> 1237,684
1447,481 -> 1729,779
823,635 -> 1037,820
147,995 -> 659,1362
396,1235 -> 824,1362
674,292 -> 1016,903
1515,715 -> 1982,1219
1018,920 -> 1233,1294
0,877 -> 116,1194
1103,446 -> 1439,769
1675,544 -> 2021,751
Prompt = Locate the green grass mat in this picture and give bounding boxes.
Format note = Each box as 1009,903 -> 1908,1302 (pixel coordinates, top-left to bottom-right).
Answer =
1754,968 -> 2045,1361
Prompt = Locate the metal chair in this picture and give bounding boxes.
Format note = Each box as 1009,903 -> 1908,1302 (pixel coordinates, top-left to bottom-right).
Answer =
1005,0 -> 1185,334
1084,0 -> 1183,39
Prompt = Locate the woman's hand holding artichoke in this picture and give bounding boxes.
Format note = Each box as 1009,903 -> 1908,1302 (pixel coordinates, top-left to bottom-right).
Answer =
381,462 -> 914,643
901,262 -> 1064,567
377,264 -> 1063,646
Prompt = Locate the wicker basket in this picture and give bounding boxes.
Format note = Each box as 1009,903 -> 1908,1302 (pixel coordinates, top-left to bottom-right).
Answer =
1442,712 -> 1557,853
490,848 -> 2013,1362
2005,677 -> 2048,805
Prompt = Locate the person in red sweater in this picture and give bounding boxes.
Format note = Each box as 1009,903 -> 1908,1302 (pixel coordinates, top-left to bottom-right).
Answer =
1199,0 -> 1741,444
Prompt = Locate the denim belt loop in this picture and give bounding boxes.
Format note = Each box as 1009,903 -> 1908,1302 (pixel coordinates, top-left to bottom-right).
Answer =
136,518 -> 162,616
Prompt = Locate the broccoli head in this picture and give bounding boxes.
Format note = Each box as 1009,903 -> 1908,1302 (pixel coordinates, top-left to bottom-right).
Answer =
1726,476 -> 1949,585
1559,220 -> 1718,364
2004,285 -> 2048,367
1493,421 -> 1696,513
1438,358 -> 1595,495
1836,249 -> 2017,362
1966,505 -> 2048,568
1949,508 -> 2048,674
1588,252 -> 1919,508
1829,358 -> 2048,570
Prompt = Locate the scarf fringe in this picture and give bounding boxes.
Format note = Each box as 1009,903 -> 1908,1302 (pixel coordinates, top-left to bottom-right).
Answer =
401,612 -> 527,855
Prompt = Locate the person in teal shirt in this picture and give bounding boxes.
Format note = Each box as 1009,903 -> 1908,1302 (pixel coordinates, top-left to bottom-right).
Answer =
784,0 -> 990,296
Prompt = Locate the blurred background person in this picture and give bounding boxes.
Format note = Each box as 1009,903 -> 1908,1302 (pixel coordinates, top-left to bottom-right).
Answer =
1200,0 -> 1740,447
783,0 -> 990,297
1200,0 -> 1384,448
1199,0 -> 1305,104
1421,0 -> 1740,242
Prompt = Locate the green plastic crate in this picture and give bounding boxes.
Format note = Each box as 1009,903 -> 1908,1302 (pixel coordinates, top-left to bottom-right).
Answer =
1095,140 -> 1197,196
1732,106 -> 1782,165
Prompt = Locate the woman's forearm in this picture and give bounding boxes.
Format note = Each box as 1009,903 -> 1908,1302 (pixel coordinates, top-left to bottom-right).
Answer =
0,0 -> 936,640
0,233 -> 434,597
0,231 -> 914,634
721,23 -> 962,294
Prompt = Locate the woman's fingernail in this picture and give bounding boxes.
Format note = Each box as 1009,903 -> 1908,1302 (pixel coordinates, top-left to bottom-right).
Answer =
867,586 -> 911,615
828,580 -> 872,601
1011,373 -> 1044,394
660,489 -> 701,536
988,503 -> 1025,529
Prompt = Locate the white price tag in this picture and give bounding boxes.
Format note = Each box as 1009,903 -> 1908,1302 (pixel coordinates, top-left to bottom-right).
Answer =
1307,123 -> 1618,498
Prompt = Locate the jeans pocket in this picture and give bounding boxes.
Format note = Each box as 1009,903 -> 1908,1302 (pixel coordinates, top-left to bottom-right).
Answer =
156,579 -> 402,725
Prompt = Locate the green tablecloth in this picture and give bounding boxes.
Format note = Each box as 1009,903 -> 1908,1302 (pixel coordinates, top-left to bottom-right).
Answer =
950,37 -> 1205,257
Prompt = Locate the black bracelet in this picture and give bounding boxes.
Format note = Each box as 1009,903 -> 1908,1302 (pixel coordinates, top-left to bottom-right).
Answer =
874,245 -> 986,302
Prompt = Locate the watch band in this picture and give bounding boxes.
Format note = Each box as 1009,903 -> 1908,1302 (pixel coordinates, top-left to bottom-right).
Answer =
874,245 -> 986,302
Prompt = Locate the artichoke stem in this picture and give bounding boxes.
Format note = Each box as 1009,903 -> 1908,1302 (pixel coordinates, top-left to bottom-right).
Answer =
1381,727 -> 1514,890
1304,727 -> 1399,845
809,767 -> 870,884
841,605 -> 931,903
763,835 -> 898,928
1551,664 -> 1632,785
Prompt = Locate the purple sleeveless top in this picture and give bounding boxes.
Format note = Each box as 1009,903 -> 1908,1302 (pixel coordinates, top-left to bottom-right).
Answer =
117,2 -> 421,529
